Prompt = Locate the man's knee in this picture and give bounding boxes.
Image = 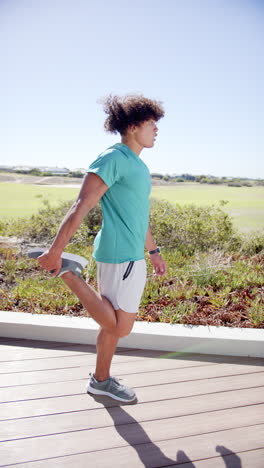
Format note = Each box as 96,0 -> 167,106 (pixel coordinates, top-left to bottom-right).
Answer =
107,319 -> 135,338
107,325 -> 132,339
117,327 -> 133,338
105,308 -> 136,338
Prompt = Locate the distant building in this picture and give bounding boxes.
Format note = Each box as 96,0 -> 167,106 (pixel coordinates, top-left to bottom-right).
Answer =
71,168 -> 86,174
0,165 -> 15,171
38,167 -> 69,175
13,166 -> 32,172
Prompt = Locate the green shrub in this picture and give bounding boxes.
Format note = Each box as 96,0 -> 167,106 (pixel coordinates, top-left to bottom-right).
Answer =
184,250 -> 231,288
2,199 -> 102,245
248,296 -> 264,326
2,196 -> 262,257
208,179 -> 222,184
149,198 -> 240,255
238,229 -> 264,255
241,182 -> 252,187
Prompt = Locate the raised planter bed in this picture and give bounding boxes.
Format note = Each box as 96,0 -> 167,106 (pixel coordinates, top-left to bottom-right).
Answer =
0,311 -> 263,358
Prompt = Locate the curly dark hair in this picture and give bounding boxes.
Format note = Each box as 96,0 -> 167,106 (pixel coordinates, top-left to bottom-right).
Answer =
101,94 -> 165,135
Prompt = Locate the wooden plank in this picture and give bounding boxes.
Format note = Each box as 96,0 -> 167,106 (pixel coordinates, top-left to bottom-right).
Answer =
0,347 -> 137,363
0,410 -> 263,466
0,355 -> 214,381
175,448 -> 264,468
0,340 -> 133,352
0,341 -> 96,355
0,339 -> 132,357
170,449 -> 264,468
0,342 -> 93,352
1,387 -> 263,442
1,354 -> 196,389
1,338 -> 263,366
1,347 -> 263,373
0,349 -> 193,373
155,351 -> 264,369
0,348 -> 95,362
1,372 -> 264,421
0,346 -> 165,362
0,338 -> 90,348
0,350 -> 220,373
1,355 -> 263,387
0,355 -> 177,373
5,447 -> 264,468
0,338 -> 154,356
0,345 -> 136,367
0,340 -> 144,358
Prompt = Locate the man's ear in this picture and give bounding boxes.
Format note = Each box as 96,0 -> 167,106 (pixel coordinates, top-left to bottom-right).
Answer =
127,124 -> 137,134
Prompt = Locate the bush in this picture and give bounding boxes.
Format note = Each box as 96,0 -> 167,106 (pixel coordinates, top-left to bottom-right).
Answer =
208,179 -> 222,184
238,229 -> 264,255
2,197 -> 262,256
28,168 -> 42,176
1,200 -> 102,245
149,198 -> 240,255
241,182 -> 252,187
69,171 -> 84,178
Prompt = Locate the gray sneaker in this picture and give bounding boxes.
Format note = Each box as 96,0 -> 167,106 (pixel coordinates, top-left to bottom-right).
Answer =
86,373 -> 137,402
27,248 -> 88,278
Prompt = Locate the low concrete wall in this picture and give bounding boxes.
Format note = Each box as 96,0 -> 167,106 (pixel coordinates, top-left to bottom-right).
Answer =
1,311 -> 263,358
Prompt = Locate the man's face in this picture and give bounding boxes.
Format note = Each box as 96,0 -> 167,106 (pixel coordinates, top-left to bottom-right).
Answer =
132,119 -> 158,148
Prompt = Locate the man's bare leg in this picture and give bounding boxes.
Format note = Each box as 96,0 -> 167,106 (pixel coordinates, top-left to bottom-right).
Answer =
94,310 -> 137,381
61,272 -> 117,330
61,273 -> 137,382
94,328 -> 119,381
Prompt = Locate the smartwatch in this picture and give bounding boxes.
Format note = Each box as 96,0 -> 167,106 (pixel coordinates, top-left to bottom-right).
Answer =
148,248 -> 160,255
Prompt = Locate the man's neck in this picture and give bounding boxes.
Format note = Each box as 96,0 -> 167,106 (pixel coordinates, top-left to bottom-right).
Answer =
121,135 -> 143,156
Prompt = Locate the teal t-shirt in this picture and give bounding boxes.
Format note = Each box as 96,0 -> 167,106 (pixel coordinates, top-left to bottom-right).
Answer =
87,143 -> 151,263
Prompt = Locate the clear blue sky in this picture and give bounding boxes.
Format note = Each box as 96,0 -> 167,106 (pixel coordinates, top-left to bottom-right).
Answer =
1,0 -> 263,178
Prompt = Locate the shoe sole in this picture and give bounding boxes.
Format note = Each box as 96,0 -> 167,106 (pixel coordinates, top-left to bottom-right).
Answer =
27,249 -> 88,277
27,248 -> 88,265
86,384 -> 136,402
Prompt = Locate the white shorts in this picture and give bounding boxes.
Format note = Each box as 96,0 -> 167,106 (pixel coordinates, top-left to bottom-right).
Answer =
96,259 -> 147,314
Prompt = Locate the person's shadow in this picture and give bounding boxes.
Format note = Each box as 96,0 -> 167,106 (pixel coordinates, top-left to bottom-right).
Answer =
88,394 -> 242,467
216,446 -> 242,468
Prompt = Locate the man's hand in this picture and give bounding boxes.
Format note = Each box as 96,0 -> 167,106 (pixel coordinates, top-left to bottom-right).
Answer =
37,250 -> 62,277
150,253 -> 167,276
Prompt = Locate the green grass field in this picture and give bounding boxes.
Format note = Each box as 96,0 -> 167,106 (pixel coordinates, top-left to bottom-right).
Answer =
0,184 -> 79,219
152,183 -> 264,232
0,182 -> 263,232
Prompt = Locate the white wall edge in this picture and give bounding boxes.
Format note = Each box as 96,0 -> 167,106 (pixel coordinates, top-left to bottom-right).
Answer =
0,311 -> 263,358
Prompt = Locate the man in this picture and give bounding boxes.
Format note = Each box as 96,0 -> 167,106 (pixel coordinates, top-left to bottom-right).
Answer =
35,94 -> 167,402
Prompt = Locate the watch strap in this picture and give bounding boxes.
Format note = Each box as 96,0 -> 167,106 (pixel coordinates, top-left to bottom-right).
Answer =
149,248 -> 160,255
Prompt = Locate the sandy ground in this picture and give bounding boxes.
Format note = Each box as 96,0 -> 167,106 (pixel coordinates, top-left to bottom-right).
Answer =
0,173 -> 83,185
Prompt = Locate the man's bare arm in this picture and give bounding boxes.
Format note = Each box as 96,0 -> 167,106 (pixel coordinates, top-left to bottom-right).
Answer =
37,173 -> 108,274
145,224 -> 167,276
50,173 -> 108,255
145,224 -> 157,252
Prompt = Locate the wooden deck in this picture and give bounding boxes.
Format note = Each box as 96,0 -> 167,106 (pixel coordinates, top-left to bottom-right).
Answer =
0,337 -> 263,467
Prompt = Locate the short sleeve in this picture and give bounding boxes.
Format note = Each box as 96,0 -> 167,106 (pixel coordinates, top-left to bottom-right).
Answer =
87,150 -> 126,188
